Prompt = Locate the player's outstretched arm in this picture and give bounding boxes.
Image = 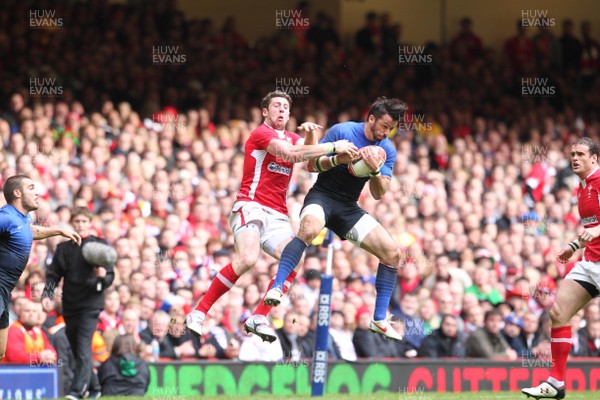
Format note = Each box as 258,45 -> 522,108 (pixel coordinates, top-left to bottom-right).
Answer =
267,139 -> 358,163
307,152 -> 358,173
31,225 -> 82,245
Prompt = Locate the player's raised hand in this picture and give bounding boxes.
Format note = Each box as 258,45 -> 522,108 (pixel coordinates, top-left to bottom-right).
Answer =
298,122 -> 322,132
556,247 -> 574,264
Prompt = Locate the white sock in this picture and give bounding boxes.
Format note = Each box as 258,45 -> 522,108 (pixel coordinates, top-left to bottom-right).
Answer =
547,376 -> 564,388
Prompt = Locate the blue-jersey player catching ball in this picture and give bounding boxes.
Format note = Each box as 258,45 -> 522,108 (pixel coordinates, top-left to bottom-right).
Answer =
265,97 -> 408,341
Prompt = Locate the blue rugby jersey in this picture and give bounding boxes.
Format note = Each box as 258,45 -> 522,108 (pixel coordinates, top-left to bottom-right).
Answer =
0,204 -> 33,292
313,121 -> 396,202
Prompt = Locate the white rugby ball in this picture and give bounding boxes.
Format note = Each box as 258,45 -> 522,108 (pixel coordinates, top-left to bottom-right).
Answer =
347,146 -> 386,177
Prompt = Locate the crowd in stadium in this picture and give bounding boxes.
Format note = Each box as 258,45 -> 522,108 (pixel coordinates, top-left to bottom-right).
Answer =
1,0 -> 600,386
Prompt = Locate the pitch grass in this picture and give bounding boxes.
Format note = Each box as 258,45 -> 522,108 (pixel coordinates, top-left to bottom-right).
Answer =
99,391 -> 595,400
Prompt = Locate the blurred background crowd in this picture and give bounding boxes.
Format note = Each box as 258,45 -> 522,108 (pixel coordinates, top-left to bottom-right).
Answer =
1,0 -> 600,389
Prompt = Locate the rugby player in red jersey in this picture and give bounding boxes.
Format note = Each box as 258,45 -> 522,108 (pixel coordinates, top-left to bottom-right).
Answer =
523,137 -> 600,399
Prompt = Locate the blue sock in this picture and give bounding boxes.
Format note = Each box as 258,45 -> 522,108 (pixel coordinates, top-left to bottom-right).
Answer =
374,263 -> 397,321
273,237 -> 307,289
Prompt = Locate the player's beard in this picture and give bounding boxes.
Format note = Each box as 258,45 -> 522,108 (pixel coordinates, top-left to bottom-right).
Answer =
25,196 -> 39,212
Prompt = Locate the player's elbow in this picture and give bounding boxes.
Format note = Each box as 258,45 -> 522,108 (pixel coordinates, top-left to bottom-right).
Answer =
372,190 -> 387,200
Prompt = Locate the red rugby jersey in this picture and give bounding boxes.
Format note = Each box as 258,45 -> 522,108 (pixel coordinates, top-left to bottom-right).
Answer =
578,168 -> 600,261
235,124 -> 301,215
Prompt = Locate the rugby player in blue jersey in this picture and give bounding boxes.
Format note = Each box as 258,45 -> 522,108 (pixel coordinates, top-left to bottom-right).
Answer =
265,97 -> 408,341
0,175 -> 81,361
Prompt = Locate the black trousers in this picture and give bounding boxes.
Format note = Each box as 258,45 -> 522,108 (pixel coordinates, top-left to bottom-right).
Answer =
64,309 -> 101,395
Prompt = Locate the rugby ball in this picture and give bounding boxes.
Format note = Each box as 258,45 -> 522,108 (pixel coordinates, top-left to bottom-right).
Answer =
348,146 -> 386,177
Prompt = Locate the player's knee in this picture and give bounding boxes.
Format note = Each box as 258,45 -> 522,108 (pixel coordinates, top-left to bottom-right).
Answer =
549,303 -> 565,325
380,246 -> 401,267
235,250 -> 260,272
298,219 -> 322,242
0,350 -> 4,361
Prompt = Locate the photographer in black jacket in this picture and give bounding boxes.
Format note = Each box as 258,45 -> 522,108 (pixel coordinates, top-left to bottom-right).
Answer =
42,207 -> 115,399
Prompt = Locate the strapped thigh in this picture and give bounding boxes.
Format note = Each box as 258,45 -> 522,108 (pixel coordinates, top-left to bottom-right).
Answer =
343,214 -> 379,247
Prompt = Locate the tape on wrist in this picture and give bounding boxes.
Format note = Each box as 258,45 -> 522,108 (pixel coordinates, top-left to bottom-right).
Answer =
315,156 -> 325,172
568,239 -> 582,252
331,155 -> 338,167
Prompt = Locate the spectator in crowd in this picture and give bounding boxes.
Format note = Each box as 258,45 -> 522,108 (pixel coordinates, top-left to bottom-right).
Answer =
355,11 -> 381,56
560,19 -> 583,75
576,318 -> 600,357
450,17 -> 483,64
98,290 -> 121,333
140,311 -> 196,360
352,308 -> 397,358
465,266 -> 503,305
329,310 -> 357,361
570,310 -> 586,357
393,292 -> 427,350
300,267 -> 321,310
4,299 -> 57,364
418,314 -> 466,358
465,310 -> 517,360
98,335 -> 150,396
276,311 -> 304,361
501,313 -> 527,357
580,20 -> 600,86
504,20 -> 535,74
521,311 -> 550,357
533,26 -> 562,74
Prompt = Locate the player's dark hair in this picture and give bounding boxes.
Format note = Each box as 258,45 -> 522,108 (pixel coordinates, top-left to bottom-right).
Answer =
3,174 -> 31,204
573,137 -> 600,157
484,309 -> 503,322
367,97 -> 408,123
260,91 -> 292,110
71,206 -> 93,222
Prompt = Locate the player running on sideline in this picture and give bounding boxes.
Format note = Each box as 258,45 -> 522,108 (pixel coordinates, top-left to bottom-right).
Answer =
264,97 -> 408,342
522,137 -> 600,399
186,91 -> 358,342
0,175 -> 81,361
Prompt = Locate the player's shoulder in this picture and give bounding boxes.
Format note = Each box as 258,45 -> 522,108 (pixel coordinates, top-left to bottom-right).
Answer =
0,205 -> 17,220
378,138 -> 397,157
590,168 -> 600,182
250,124 -> 274,137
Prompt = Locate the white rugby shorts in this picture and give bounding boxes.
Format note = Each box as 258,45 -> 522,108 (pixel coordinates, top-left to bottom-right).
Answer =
229,201 -> 294,258
566,258 -> 600,292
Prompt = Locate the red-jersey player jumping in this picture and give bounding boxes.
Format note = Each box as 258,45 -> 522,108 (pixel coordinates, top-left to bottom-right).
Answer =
523,137 -> 600,399
186,91 -> 358,342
